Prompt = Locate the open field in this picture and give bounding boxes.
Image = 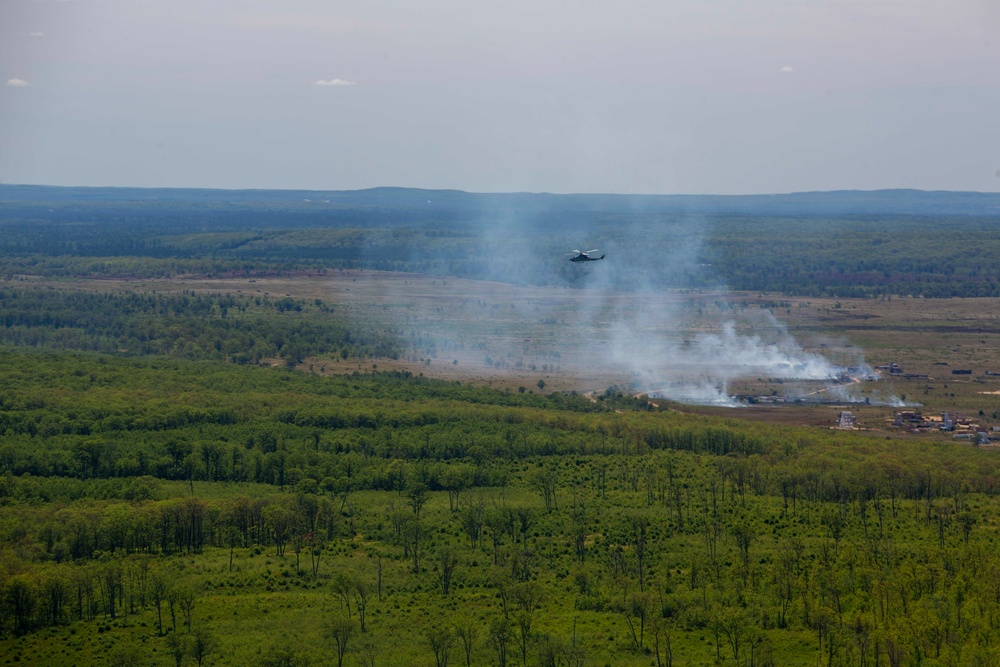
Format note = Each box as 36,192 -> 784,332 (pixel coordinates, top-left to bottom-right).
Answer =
14,270 -> 1000,438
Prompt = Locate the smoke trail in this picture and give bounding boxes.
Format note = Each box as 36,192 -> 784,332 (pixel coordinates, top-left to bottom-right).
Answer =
342,194 -> 902,408
556,216 -> 893,406
604,306 -> 844,405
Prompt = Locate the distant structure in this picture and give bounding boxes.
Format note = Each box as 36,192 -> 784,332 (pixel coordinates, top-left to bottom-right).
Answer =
942,412 -> 954,431
874,362 -> 926,379
894,411 -> 926,430
893,411 -> 993,439
836,411 -> 858,430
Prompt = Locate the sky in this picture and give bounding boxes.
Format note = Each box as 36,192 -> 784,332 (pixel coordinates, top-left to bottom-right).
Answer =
1,0 -> 999,194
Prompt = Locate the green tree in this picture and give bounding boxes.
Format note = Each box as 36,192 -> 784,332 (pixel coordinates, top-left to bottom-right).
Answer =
488,617 -> 513,667
426,626 -> 455,667
190,626 -> 217,667
328,616 -> 356,667
437,547 -> 459,596
258,644 -> 309,667
165,632 -> 189,667
455,617 -> 479,667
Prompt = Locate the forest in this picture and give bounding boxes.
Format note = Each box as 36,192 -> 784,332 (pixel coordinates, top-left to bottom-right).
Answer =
3,186 -> 1000,297
0,289 -> 399,363
2,185 -> 1000,666
5,347 -> 1000,667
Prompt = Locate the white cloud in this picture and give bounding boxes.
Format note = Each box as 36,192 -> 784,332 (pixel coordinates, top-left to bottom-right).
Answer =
780,66 -> 794,73
29,32 -> 44,37
315,78 -> 356,86
6,79 -> 30,87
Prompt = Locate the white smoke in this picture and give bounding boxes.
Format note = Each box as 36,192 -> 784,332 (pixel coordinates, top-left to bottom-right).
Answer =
603,306 -> 845,405
552,222 -> 894,407
648,380 -> 744,408
824,381 -> 920,408
340,196 -> 905,408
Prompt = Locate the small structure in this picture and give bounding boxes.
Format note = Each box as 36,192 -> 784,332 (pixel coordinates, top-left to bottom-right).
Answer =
941,413 -> 954,431
837,411 -> 858,430
894,411 -> 924,428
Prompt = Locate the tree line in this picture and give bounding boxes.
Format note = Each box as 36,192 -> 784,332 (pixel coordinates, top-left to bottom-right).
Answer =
3,203 -> 1000,296
0,288 -> 400,363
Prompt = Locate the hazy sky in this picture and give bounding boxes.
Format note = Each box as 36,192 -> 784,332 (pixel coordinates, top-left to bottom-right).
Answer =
2,0 -> 998,194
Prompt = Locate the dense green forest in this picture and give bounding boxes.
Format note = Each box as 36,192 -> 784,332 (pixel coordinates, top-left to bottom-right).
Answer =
4,348 -> 1000,666
0,288 -> 399,363
2,186 -> 1000,297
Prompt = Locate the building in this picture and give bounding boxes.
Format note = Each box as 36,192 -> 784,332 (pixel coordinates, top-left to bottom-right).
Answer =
837,411 -> 858,429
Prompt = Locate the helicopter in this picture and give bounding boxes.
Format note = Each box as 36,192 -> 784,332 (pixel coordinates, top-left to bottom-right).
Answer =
567,248 -> 605,262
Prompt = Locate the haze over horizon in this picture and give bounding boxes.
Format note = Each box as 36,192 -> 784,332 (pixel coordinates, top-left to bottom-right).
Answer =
2,0 -> 999,195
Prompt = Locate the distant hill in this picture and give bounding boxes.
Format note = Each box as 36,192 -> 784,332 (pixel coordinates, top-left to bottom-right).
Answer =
2,184 -> 999,217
